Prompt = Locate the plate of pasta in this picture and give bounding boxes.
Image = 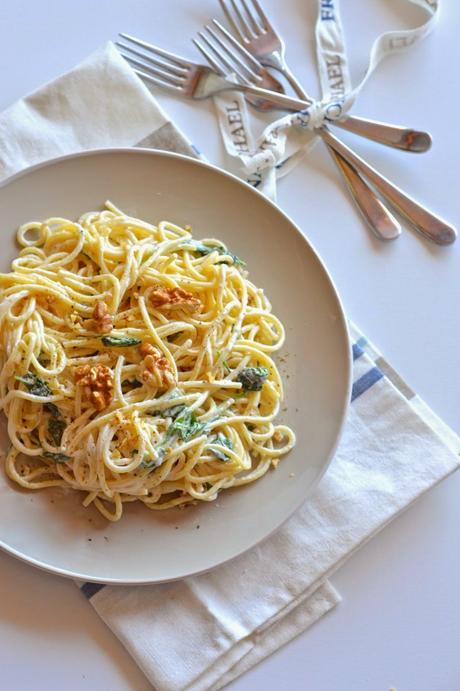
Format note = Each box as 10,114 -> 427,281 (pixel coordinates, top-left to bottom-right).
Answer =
0,149 -> 350,583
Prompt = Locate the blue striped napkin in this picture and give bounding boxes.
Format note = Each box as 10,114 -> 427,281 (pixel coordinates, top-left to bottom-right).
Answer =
77,320 -> 458,691
1,44 -> 458,691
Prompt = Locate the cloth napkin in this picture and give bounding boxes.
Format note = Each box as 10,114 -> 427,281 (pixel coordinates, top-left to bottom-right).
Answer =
0,43 -> 458,691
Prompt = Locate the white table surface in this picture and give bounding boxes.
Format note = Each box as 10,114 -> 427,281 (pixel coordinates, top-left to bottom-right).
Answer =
0,1 -> 459,689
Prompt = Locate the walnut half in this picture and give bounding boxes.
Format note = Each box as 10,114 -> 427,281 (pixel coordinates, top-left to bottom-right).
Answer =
75,364 -> 114,412
92,301 -> 113,333
139,343 -> 175,389
146,286 -> 201,314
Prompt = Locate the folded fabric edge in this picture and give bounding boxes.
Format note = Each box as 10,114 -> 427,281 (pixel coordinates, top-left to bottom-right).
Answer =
209,581 -> 340,691
85,580 -> 339,691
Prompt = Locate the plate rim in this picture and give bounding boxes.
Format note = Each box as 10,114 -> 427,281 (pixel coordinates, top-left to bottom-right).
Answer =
0,147 -> 352,584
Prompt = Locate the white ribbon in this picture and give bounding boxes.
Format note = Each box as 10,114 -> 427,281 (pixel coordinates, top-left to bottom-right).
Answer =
214,0 -> 440,200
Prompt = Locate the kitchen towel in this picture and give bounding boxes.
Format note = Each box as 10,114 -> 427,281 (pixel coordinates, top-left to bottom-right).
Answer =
0,43 -> 458,691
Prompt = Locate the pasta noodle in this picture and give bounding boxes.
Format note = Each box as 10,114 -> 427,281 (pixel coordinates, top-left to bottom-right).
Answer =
0,202 -> 295,521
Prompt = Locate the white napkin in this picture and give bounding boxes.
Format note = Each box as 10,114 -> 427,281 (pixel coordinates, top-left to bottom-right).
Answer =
0,43 -> 458,691
0,42 -> 197,180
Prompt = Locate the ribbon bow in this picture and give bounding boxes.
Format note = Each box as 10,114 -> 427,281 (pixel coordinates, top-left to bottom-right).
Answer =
213,0 -> 440,200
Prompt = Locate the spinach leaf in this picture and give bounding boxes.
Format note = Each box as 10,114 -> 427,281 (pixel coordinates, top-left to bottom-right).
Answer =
167,331 -> 184,343
209,432 -> 233,462
183,240 -> 245,268
147,391 -> 184,419
121,378 -> 142,392
217,432 -> 233,449
16,373 -> 52,398
236,367 -> 269,392
183,239 -> 223,256
160,403 -> 186,419
43,451 -> 72,463
165,408 -> 206,442
222,251 -> 246,268
48,417 -> 66,446
141,459 -> 159,469
217,351 -> 230,372
210,448 -> 228,461
102,335 -> 141,347
141,447 -> 166,469
45,402 -> 66,445
45,402 -> 60,416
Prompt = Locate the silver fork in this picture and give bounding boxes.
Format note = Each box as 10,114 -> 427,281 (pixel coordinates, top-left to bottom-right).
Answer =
118,33 -> 336,112
219,0 -> 432,153
192,23 -> 456,245
193,22 -> 400,242
193,24 -> 284,111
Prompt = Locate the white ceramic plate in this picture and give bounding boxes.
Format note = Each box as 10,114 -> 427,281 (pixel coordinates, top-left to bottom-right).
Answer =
0,149 -> 351,584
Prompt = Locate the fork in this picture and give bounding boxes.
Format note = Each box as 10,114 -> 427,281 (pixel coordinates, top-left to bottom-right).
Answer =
117,35 -> 455,244
118,33 -> 334,112
118,32 -> 429,152
218,0 -> 432,153
193,23 -> 400,241
191,23 -> 456,245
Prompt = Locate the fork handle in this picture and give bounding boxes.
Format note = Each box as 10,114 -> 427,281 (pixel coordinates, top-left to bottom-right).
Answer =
320,127 -> 457,245
331,116 -> 432,153
329,150 -> 401,241
232,82 -> 312,110
235,84 -> 432,154
261,58 -> 432,153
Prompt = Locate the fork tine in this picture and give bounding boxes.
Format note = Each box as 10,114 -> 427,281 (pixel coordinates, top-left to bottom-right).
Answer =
194,31 -> 241,81
204,24 -> 262,82
221,0 -> 254,42
219,0 -> 245,43
118,33 -> 192,69
119,52 -> 186,88
212,19 -> 262,72
116,41 -> 188,77
240,0 -> 262,34
245,0 -> 270,31
192,38 -> 225,75
132,68 -> 184,92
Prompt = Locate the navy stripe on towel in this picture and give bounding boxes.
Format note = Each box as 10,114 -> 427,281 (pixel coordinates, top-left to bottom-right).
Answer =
351,366 -> 384,402
352,343 -> 364,361
81,582 -> 106,599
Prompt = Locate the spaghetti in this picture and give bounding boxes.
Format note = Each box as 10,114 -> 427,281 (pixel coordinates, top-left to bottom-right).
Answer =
0,203 -> 295,521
